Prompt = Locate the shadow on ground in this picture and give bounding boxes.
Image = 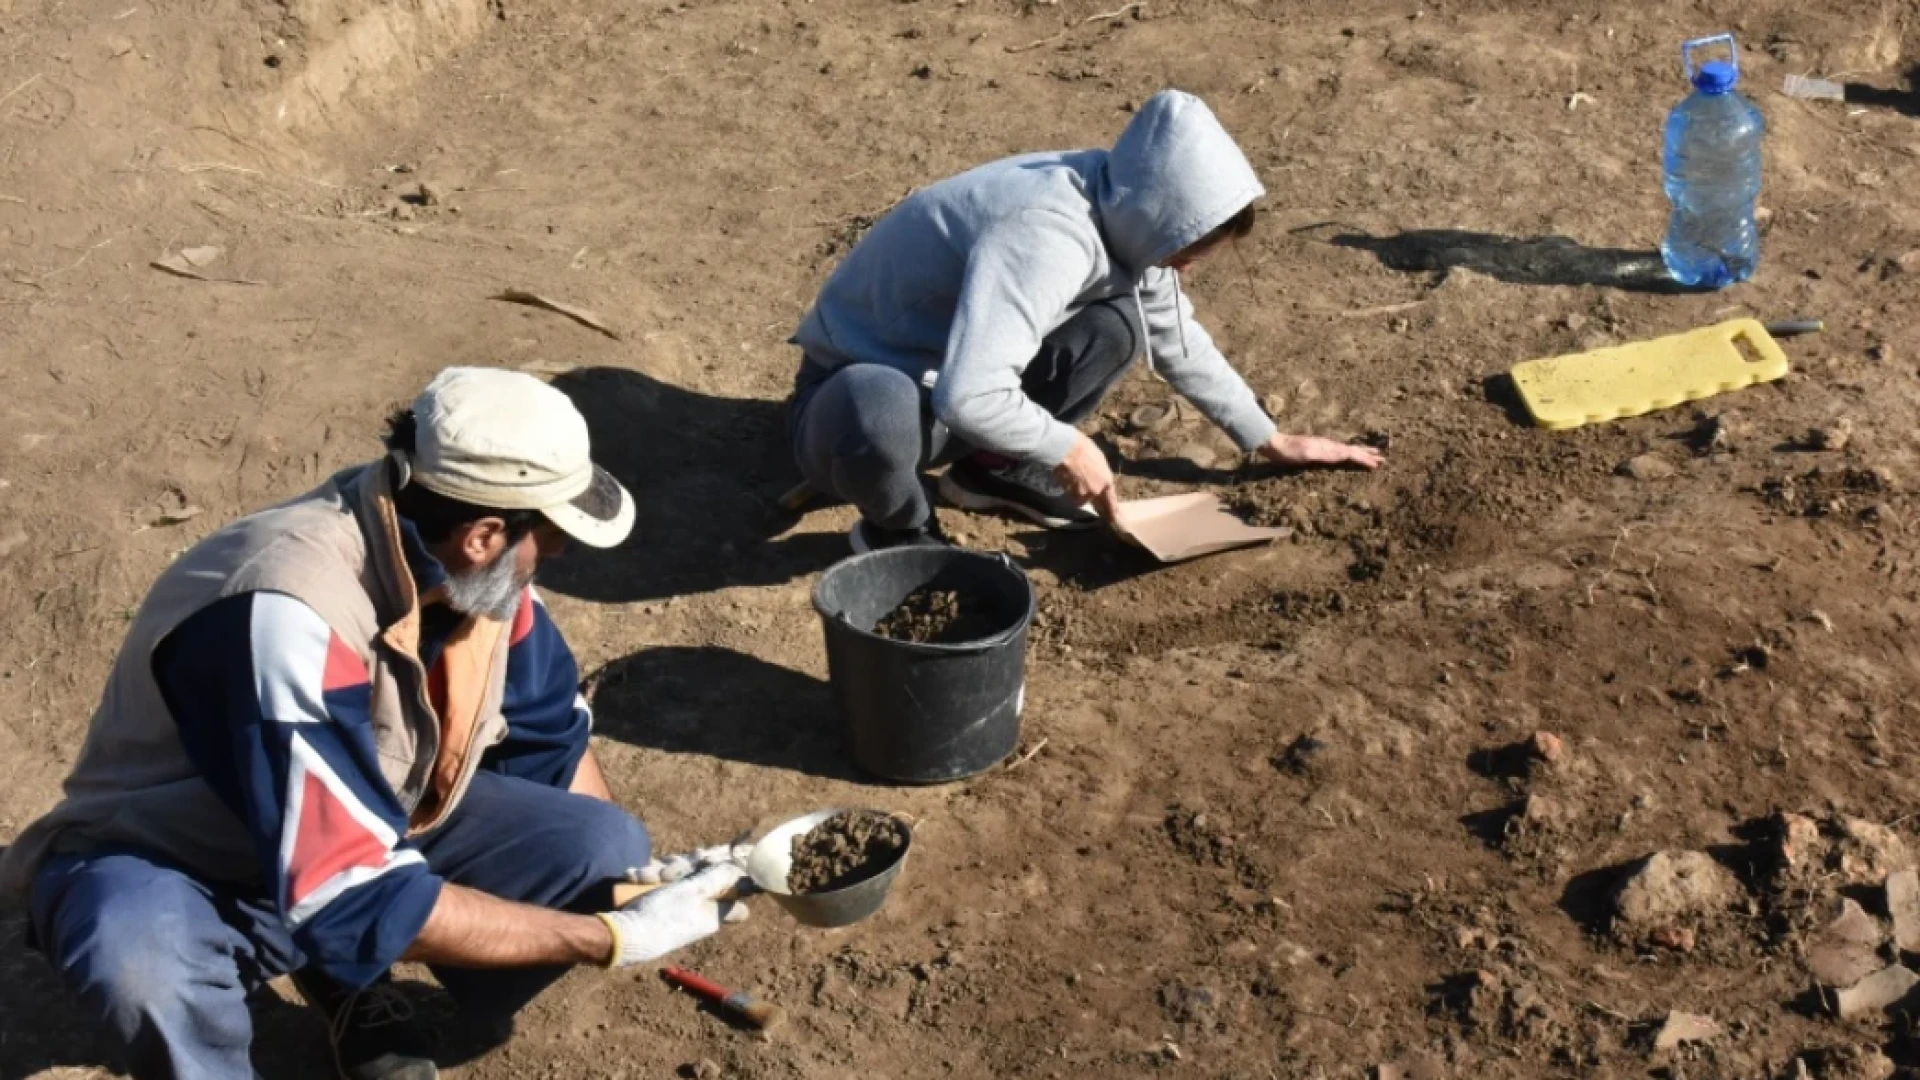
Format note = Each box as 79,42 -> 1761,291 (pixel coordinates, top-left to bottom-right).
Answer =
1556,858 -> 1637,935
586,645 -> 859,781
1845,68 -> 1920,117
1481,372 -> 1535,427
0,896 -> 332,1079
1331,229 -> 1678,292
538,366 -> 846,604
1006,527 -> 1164,590
1458,802 -> 1523,850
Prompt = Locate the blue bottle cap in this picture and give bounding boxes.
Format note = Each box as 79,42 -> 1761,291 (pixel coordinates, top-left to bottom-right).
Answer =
1693,60 -> 1737,94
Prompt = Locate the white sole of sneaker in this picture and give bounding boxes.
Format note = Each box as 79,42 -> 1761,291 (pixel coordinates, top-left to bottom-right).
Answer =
847,521 -> 874,555
937,472 -> 1099,531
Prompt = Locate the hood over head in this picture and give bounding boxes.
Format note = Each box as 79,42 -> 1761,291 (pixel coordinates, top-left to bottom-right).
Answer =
1096,89 -> 1265,274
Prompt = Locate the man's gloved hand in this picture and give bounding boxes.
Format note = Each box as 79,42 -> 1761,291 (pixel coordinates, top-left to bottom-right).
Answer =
597,862 -> 750,969
626,844 -> 742,886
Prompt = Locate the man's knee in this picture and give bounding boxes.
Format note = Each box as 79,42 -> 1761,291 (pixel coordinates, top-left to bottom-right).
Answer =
80,933 -> 194,1027
1069,299 -> 1142,369
33,855 -> 247,1035
822,366 -> 924,467
54,906 -> 245,1047
566,797 -> 652,884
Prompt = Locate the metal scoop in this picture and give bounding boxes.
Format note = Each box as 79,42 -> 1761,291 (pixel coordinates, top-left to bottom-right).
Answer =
614,810 -> 911,928
742,808 -> 912,928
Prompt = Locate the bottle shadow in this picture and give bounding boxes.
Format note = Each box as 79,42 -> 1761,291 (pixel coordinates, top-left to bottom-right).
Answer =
1845,67 -> 1920,117
1329,228 -> 1682,293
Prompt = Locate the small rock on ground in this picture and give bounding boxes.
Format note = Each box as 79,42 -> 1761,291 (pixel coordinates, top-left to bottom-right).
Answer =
1128,403 -> 1174,432
1619,454 -> 1677,480
1694,413 -> 1741,454
1519,793 -> 1563,827
1838,817 -> 1913,885
1611,851 -> 1741,930
1778,812 -> 1821,867
1810,941 -> 1884,989
1528,731 -> 1565,765
1810,419 -> 1854,452
1653,1010 -> 1721,1051
1888,869 -> 1920,953
1810,899 -> 1894,989
1827,897 -> 1885,947
1650,926 -> 1696,953
1834,964 -> 1920,1020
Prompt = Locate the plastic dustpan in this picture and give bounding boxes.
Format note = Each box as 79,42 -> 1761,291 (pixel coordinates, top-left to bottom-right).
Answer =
1110,493 -> 1290,563
1510,318 -> 1790,430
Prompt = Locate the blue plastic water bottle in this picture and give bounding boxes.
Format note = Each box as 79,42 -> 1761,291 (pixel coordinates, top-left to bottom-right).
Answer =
1661,35 -> 1766,289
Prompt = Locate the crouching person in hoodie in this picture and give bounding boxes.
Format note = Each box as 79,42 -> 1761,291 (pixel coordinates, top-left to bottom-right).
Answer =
1,368 -> 748,1080
789,88 -> 1383,553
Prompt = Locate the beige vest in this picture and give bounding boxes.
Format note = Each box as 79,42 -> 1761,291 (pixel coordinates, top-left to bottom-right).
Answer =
0,464 -> 514,900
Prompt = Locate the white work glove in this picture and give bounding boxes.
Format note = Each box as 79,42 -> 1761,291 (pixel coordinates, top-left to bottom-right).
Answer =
598,863 -> 750,969
626,844 -> 740,886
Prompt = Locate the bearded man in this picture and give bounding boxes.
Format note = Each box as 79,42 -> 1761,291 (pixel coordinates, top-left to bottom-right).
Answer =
1,368 -> 746,1079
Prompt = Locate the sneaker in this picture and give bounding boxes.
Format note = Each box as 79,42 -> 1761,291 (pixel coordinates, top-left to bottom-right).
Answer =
939,457 -> 1099,530
849,517 -> 954,555
292,970 -> 440,1080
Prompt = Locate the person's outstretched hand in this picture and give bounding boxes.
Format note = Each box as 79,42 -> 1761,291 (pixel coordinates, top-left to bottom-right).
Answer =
1055,432 -> 1120,520
1260,433 -> 1385,471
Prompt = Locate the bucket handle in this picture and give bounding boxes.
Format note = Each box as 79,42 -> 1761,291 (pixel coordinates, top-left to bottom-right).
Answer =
1681,34 -> 1736,82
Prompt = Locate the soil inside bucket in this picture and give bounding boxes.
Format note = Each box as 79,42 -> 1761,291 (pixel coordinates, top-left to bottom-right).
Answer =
872,585 -> 1002,645
787,810 -> 909,894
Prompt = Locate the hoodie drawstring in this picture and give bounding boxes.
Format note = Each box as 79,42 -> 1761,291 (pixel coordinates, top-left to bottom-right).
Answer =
1172,269 -> 1192,365
1131,284 -> 1155,376
1131,269 -> 1194,381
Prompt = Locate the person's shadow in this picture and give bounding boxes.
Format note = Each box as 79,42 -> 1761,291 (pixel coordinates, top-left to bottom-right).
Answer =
585,645 -> 858,781
536,366 -> 846,604
0,882 -> 334,1078
1330,228 -> 1679,292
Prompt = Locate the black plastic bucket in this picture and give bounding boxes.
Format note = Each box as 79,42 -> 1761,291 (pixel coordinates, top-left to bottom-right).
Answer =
812,547 -> 1035,783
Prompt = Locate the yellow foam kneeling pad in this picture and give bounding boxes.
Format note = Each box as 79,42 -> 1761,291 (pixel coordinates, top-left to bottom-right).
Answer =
1511,318 -> 1790,431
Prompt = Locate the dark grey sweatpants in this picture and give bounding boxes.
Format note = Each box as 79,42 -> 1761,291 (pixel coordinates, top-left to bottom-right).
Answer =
789,298 -> 1141,531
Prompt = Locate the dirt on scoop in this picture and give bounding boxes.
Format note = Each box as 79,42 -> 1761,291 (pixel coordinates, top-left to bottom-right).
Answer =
787,810 -> 909,894
872,585 -> 1002,644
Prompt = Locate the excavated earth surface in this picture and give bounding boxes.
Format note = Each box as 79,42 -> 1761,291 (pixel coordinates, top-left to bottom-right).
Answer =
6,0 -> 1920,1076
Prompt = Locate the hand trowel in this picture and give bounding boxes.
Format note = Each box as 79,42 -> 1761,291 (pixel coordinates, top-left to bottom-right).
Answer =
1109,493 -> 1290,563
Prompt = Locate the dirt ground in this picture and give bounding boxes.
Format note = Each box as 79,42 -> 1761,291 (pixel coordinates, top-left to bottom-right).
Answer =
6,0 -> 1920,1076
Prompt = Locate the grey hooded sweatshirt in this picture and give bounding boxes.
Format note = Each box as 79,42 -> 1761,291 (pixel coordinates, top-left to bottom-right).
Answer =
792,89 -> 1278,468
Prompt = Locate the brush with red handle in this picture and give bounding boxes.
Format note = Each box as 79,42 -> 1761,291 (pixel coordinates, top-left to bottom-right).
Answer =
660,966 -> 787,1032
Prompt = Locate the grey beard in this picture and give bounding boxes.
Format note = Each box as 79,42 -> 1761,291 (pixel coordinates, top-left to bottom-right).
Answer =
442,548 -> 528,621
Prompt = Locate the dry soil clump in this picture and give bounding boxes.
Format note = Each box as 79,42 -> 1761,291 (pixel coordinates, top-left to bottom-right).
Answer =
873,585 -> 1002,645
788,810 -> 909,894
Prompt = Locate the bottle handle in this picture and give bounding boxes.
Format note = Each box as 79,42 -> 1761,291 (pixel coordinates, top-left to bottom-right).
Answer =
1682,34 -> 1737,82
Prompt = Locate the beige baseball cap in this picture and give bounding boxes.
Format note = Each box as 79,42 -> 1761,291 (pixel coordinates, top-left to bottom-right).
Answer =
403,366 -> 635,548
